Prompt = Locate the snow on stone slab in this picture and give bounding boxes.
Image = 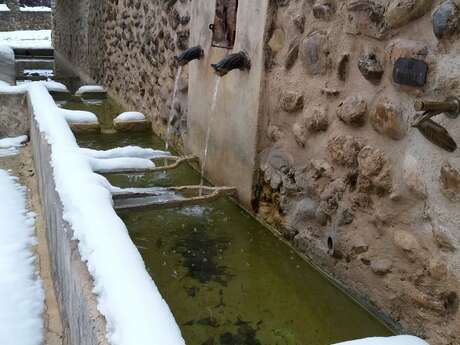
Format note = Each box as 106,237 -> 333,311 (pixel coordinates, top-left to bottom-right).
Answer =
89,157 -> 155,173
27,83 -> 185,345
75,85 -> 106,96
0,30 -> 52,49
0,4 -> 10,11
0,79 -> 68,94
0,135 -> 28,148
0,169 -> 44,345
333,335 -> 430,345
19,6 -> 52,12
59,108 -> 98,124
81,146 -> 171,160
114,111 -> 146,122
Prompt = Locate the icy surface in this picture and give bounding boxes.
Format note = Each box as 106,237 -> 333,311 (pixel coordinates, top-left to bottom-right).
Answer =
19,6 -> 51,12
27,83 -> 185,345
115,111 -> 146,122
89,157 -> 155,173
0,135 -> 28,148
334,335 -> 430,345
0,4 -> 9,11
75,85 -> 106,96
0,30 -> 52,49
81,146 -> 170,160
0,169 -> 44,345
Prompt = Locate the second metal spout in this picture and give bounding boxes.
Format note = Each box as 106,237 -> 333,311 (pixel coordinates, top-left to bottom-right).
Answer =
211,51 -> 251,77
175,46 -> 204,66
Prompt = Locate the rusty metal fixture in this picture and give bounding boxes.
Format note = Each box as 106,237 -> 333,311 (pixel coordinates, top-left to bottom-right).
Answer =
174,46 -> 204,66
412,97 -> 459,152
414,97 -> 460,119
211,51 -> 251,76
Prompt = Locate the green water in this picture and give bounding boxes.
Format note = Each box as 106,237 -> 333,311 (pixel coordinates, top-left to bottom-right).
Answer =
73,98 -> 392,345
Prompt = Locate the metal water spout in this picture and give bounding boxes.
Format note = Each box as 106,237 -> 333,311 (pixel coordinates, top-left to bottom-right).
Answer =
211,51 -> 251,77
412,97 -> 460,152
175,46 -> 204,66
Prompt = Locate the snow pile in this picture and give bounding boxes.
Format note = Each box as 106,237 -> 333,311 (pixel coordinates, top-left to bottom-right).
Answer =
75,85 -> 106,96
59,109 -> 97,123
0,135 -> 28,148
89,157 -> 155,173
0,30 -> 52,49
0,4 -> 10,11
81,146 -> 170,160
28,83 -> 185,345
333,335 -> 430,345
115,112 -> 146,122
19,6 -> 52,12
0,169 -> 44,345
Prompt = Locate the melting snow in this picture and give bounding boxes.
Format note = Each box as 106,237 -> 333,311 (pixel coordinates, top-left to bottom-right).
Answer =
115,111 -> 146,122
0,169 -> 44,345
0,4 -> 10,11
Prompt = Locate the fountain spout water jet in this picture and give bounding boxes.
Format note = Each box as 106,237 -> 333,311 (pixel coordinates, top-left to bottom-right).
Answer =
175,46 -> 204,66
199,77 -> 221,195
211,51 -> 251,77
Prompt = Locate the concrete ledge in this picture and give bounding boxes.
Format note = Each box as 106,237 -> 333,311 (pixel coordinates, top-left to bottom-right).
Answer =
114,120 -> 152,132
30,99 -> 109,345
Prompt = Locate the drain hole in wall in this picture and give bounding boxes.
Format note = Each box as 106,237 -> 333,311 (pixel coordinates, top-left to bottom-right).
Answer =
443,291 -> 459,315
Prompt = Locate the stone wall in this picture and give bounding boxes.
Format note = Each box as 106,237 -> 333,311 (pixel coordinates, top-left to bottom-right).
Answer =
30,101 -> 108,345
53,0 -> 191,150
0,0 -> 51,31
256,1 -> 460,344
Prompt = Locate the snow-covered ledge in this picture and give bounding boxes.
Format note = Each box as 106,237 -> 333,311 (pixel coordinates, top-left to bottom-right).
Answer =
28,83 -> 185,345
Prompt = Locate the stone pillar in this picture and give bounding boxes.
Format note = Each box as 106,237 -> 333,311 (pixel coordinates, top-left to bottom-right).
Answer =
6,0 -> 19,13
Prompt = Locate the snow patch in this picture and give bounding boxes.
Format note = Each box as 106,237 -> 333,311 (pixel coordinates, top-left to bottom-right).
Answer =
89,157 -> 155,173
0,4 -> 10,11
27,83 -> 185,345
19,6 -> 51,12
0,30 -> 52,49
115,111 -> 146,122
81,146 -> 170,160
0,135 -> 28,148
75,85 -> 106,96
333,335 -> 430,345
0,169 -> 44,345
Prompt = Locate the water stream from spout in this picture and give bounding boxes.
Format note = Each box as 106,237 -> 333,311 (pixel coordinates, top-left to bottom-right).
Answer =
200,77 -> 221,195
165,66 -> 183,152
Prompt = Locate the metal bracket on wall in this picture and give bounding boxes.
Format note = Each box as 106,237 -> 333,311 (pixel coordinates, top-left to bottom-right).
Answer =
412,97 -> 460,152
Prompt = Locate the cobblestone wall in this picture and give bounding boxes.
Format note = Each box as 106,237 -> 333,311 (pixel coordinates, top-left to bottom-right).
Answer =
0,0 -> 51,31
54,0 -> 191,150
257,1 -> 460,344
